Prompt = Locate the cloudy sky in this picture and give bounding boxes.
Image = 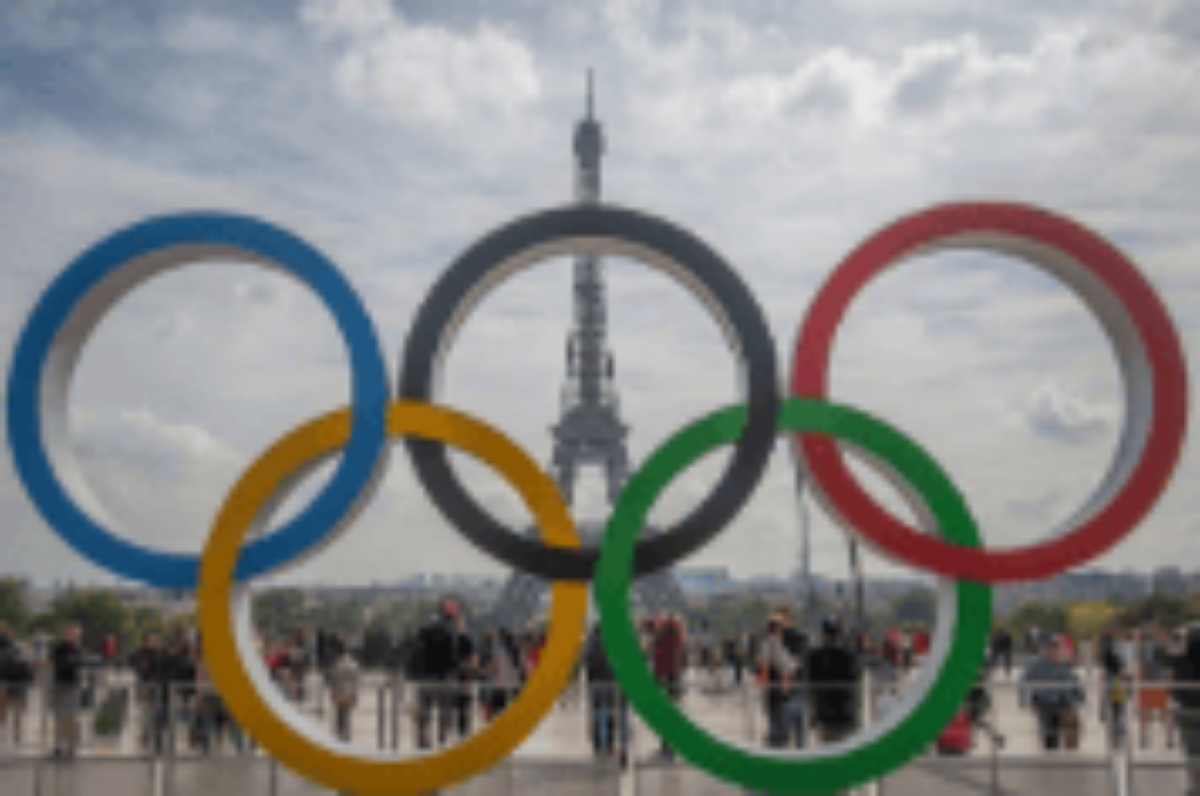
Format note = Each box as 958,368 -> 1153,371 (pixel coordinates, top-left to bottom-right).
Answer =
1,0 -> 1199,590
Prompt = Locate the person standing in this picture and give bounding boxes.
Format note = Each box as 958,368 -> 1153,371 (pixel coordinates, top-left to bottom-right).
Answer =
412,599 -> 474,749
990,627 -> 1015,677
49,624 -> 85,759
806,617 -> 862,744
723,636 -> 743,686
165,634 -> 198,751
584,626 -> 629,766
899,628 -> 914,672
1,638 -> 33,746
1099,632 -> 1130,749
1138,626 -> 1176,749
448,607 -> 477,740
651,612 -> 687,761
1020,641 -> 1085,751
881,629 -> 902,681
779,610 -> 810,749
287,629 -> 313,704
328,638 -> 360,743
1166,624 -> 1200,795
760,613 -> 808,750
759,614 -> 792,748
0,624 -> 15,739
131,633 -> 171,753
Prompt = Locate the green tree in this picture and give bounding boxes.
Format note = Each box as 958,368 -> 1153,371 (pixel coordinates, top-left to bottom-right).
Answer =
126,606 -> 169,648
367,598 -> 434,639
309,599 -> 366,637
706,595 -> 775,638
0,578 -> 29,632
47,590 -> 130,651
1008,601 -> 1068,641
1066,601 -> 1117,639
252,589 -> 308,641
1115,592 -> 1188,630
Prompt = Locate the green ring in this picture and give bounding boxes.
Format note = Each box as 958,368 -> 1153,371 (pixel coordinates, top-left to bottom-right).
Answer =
596,398 -> 991,792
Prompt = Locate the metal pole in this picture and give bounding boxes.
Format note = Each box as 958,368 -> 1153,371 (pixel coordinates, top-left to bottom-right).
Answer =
863,669 -> 880,796
848,538 -> 867,634
376,684 -> 385,751
390,678 -> 400,751
990,721 -> 1000,796
39,671 -> 49,752
786,443 -> 819,622
1133,676 -> 1143,752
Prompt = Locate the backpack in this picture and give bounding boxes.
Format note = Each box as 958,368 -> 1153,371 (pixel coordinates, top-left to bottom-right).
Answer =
936,709 -> 973,755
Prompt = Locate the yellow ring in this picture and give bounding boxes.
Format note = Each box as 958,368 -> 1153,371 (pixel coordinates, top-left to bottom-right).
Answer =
198,401 -> 586,794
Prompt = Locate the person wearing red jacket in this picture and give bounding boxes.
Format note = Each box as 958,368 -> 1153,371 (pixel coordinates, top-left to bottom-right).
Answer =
651,612 -> 687,761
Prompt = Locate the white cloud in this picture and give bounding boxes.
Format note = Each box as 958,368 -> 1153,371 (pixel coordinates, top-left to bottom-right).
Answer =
1018,383 -> 1116,445
300,0 -> 394,39
302,0 -> 542,128
75,408 -> 242,474
4,0 -> 1200,584
117,408 -> 242,466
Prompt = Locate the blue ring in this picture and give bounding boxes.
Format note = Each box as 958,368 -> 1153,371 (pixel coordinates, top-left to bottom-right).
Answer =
6,213 -> 389,589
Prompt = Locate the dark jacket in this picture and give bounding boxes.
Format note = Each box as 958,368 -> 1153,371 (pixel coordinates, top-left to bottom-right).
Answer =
1169,629 -> 1200,711
50,640 -> 85,686
0,643 -> 33,693
413,618 -> 473,682
585,632 -> 615,684
132,646 -> 172,696
806,643 -> 861,727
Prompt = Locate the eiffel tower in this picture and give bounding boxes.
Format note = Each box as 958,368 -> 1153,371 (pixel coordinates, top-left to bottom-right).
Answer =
483,73 -> 689,630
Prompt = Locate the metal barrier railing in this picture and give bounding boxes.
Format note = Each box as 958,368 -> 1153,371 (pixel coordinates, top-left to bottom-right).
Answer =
0,669 -> 1196,795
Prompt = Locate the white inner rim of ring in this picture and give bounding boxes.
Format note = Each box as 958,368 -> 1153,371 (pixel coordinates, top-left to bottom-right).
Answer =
43,245 -> 282,547
428,236 -> 752,419
800,231 -> 1151,557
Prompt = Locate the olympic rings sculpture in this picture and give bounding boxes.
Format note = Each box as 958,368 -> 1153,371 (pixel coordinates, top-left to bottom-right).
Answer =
5,201 -> 1188,793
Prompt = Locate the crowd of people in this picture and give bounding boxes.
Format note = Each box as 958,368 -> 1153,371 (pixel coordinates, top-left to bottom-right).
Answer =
992,623 -> 1200,756
0,605 -> 1198,790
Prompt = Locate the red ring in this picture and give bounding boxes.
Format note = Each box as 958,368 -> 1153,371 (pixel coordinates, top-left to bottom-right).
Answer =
791,202 -> 1188,583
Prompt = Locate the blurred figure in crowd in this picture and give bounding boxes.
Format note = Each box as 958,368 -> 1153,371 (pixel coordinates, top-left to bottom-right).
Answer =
1021,640 -> 1085,751
990,626 -> 1014,677
328,635 -> 360,743
1166,624 -> 1200,795
584,626 -> 629,766
651,612 -> 687,761
1099,632 -> 1130,749
807,617 -> 861,744
412,599 -> 475,749
49,624 -> 85,759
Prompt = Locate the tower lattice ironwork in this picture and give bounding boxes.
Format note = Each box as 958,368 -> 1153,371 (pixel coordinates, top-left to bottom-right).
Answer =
483,73 -> 689,629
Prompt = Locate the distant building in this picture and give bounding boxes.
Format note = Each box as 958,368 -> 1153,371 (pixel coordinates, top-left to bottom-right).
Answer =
1152,566 -> 1188,596
677,568 -> 733,596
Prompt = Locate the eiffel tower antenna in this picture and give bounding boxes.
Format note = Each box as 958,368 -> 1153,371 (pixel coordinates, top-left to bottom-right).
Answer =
587,68 -> 595,120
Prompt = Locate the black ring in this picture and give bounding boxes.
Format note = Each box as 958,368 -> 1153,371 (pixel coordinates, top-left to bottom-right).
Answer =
399,204 -> 779,581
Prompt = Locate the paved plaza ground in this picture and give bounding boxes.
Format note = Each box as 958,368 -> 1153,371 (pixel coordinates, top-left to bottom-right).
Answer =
0,663 -> 1195,794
